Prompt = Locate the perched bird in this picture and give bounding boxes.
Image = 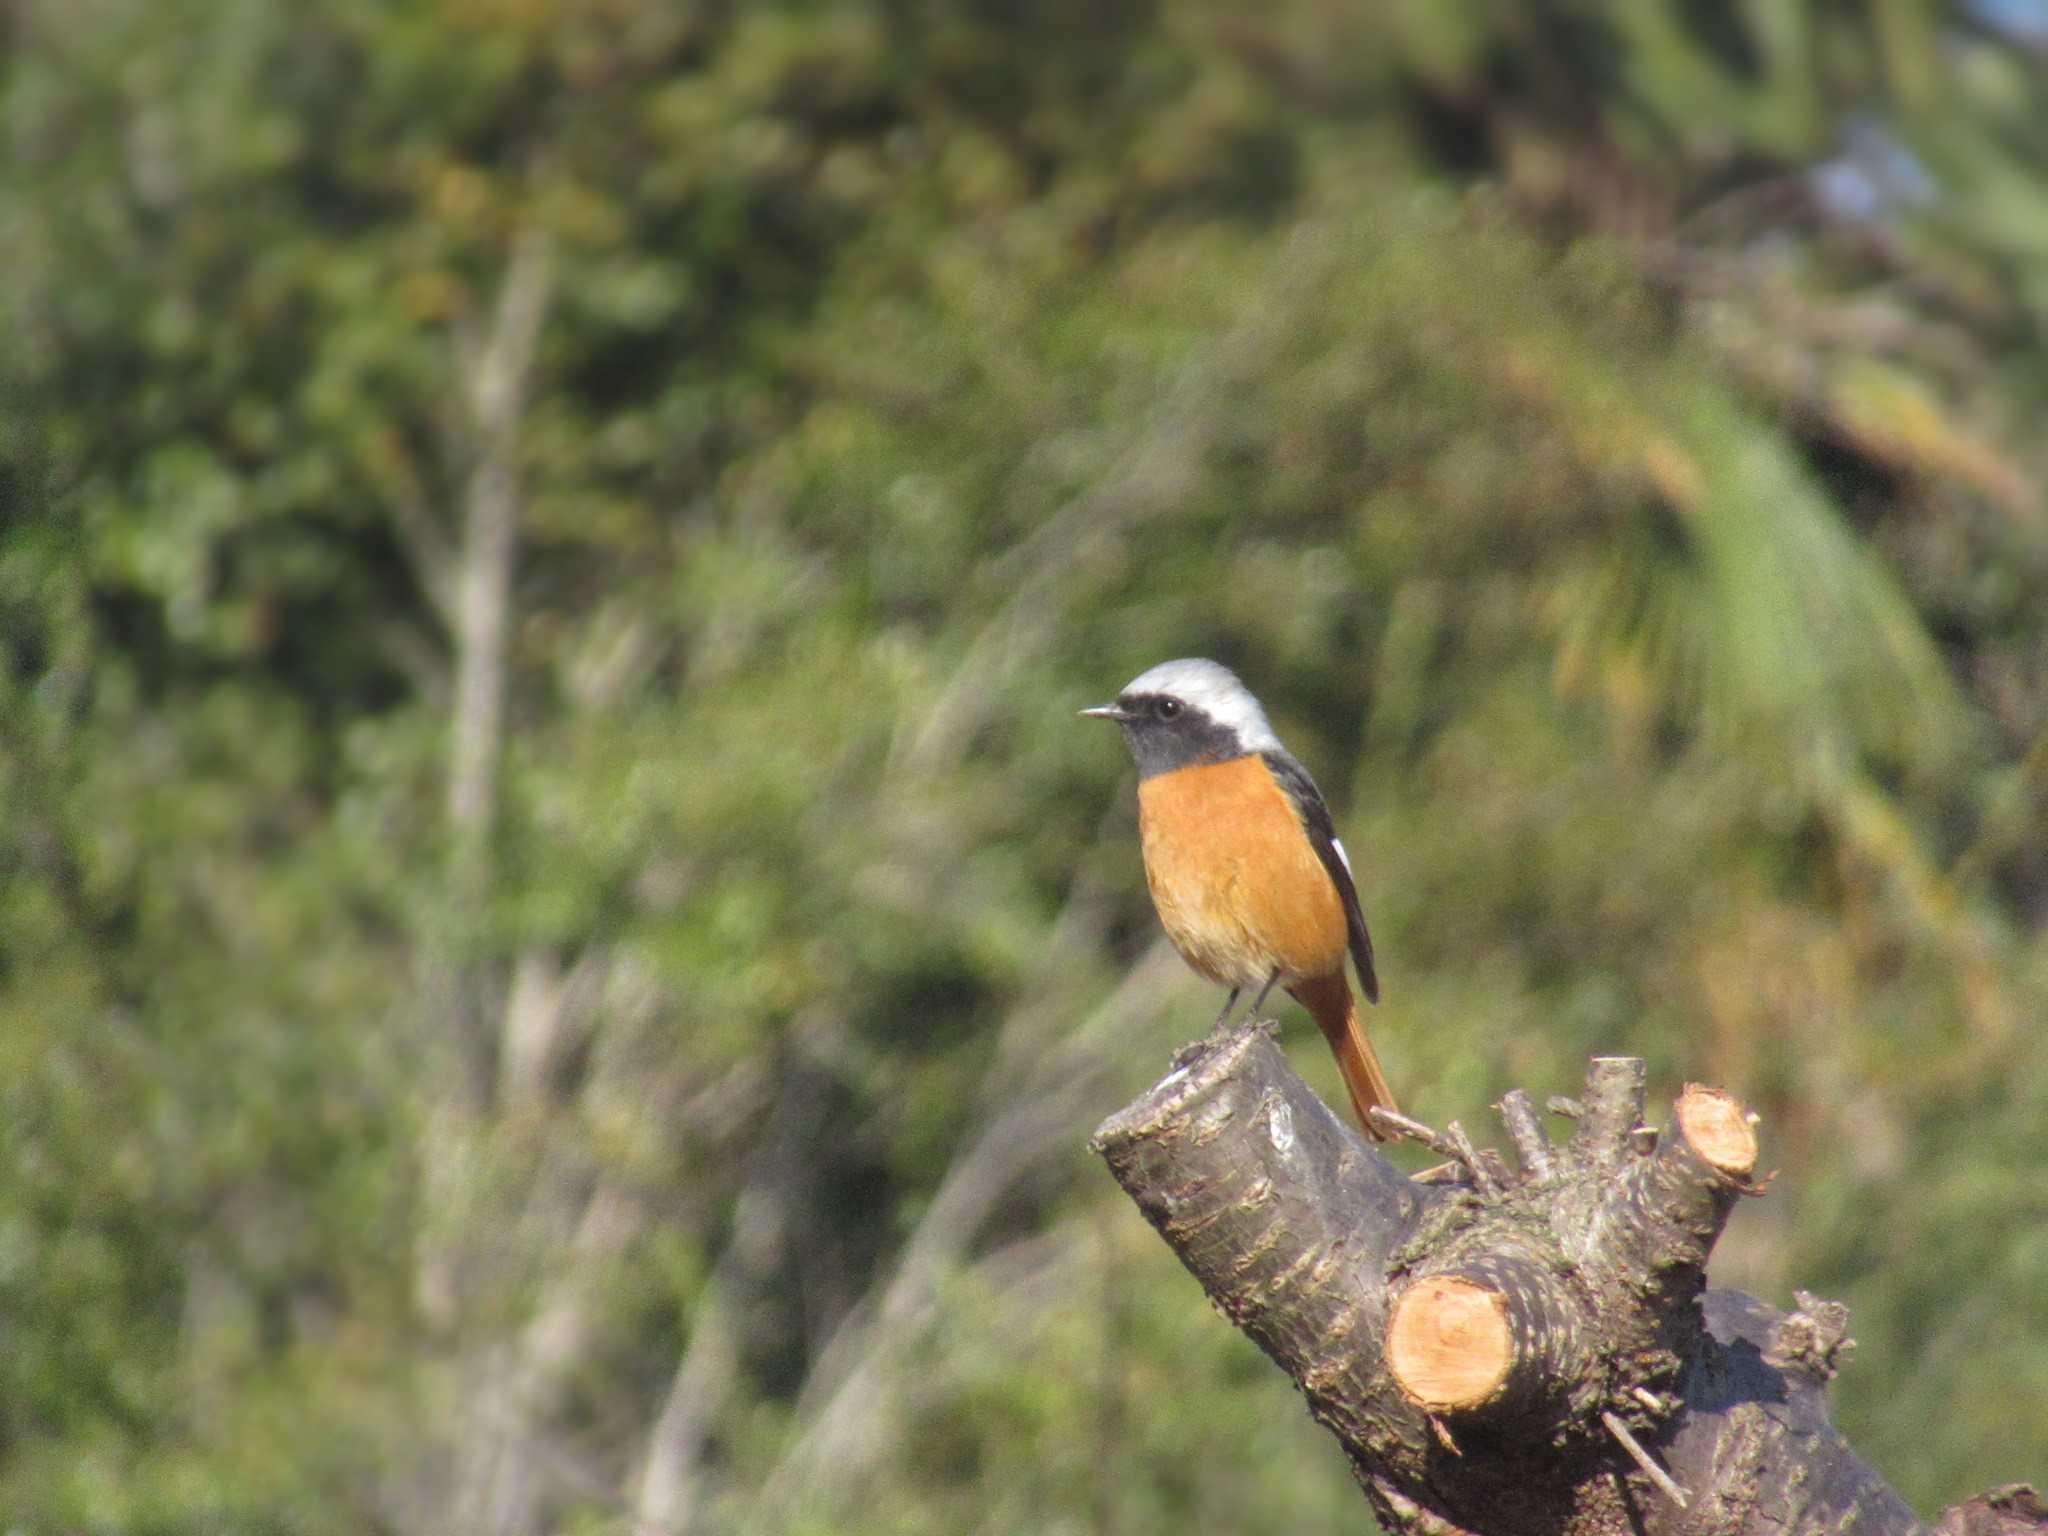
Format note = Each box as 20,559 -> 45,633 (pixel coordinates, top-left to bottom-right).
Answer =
1082,658 -> 1397,1137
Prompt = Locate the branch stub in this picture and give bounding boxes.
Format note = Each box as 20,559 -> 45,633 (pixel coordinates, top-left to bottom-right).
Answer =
1675,1085 -> 1759,1180
1386,1275 -> 1513,1413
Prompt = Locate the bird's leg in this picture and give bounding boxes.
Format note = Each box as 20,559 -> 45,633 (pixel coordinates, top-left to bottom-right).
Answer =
1212,987 -> 1242,1030
1249,971 -> 1283,1018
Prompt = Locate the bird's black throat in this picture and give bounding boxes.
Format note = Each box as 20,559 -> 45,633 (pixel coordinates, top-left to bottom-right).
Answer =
1117,695 -> 1246,779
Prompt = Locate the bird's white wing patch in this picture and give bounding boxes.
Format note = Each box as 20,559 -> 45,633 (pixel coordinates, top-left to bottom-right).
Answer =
1331,837 -> 1354,877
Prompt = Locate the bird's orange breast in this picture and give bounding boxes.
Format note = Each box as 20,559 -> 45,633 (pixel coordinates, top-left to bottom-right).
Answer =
1136,754 -> 1349,990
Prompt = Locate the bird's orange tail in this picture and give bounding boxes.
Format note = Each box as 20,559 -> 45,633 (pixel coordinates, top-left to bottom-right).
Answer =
1289,972 -> 1399,1140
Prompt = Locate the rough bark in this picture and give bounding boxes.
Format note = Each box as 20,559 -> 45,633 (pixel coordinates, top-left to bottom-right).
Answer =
1091,1020 -> 2039,1536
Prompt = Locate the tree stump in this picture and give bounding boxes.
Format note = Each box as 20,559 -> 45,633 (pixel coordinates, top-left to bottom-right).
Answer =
1090,1021 -> 2042,1536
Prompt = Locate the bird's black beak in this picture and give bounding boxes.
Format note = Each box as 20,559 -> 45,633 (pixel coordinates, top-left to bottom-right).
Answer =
1078,703 -> 1130,722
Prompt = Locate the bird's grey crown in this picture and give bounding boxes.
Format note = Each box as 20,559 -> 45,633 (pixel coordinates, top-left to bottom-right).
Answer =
1119,658 -> 1281,753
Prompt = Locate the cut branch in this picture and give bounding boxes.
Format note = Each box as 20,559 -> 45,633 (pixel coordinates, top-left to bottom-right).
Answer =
1386,1256 -> 1596,1423
1091,1022 -> 2004,1536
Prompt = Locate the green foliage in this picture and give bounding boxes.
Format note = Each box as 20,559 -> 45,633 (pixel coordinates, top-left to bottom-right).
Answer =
2,0 -> 2046,1530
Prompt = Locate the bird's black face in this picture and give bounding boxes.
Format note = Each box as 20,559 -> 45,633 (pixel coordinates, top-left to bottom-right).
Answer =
1090,692 -> 1243,779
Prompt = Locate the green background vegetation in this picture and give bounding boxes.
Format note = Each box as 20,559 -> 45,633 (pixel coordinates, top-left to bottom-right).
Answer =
4,0 -> 2047,1530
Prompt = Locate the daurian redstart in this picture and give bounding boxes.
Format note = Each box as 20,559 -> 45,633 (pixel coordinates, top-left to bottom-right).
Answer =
1083,658 -> 1397,1138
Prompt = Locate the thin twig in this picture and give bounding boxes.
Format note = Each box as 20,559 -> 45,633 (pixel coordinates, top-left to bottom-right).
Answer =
1496,1089 -> 1553,1181
1369,1108 -> 1499,1191
1443,1120 -> 1498,1194
1368,1107 -> 1462,1160
1601,1410 -> 1689,1510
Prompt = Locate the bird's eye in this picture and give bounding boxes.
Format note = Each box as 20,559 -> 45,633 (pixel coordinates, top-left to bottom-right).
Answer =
1155,697 -> 1182,720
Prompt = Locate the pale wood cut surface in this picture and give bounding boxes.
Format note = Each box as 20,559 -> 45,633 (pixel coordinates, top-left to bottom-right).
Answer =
1386,1275 -> 1512,1411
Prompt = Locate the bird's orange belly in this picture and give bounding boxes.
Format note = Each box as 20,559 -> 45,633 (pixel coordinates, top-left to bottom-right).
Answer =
1136,755 -> 1348,990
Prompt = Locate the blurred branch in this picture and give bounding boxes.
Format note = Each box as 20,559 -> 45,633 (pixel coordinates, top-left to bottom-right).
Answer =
635,1068 -> 830,1535
453,1181 -> 644,1536
744,803 -> 1177,1523
499,946 -> 609,1111
636,1266 -> 740,1535
749,941 -> 1182,1530
412,229 -> 561,1509
449,227 -> 553,875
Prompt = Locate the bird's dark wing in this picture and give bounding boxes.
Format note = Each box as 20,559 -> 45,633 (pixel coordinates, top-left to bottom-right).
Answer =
1261,750 -> 1379,1003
